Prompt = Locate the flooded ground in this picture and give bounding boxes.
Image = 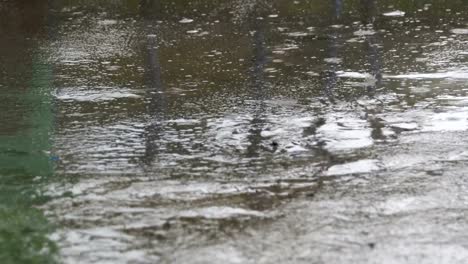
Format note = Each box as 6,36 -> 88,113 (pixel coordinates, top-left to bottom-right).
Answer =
1,0 -> 468,263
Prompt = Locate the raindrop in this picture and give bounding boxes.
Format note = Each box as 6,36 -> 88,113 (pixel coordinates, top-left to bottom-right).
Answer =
383,10 -> 405,17
179,18 -> 194,23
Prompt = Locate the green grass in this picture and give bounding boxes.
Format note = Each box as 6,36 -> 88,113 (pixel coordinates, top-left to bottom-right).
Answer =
0,205 -> 57,264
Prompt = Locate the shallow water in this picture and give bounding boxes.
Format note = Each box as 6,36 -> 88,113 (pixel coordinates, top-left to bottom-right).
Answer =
1,0 -> 468,263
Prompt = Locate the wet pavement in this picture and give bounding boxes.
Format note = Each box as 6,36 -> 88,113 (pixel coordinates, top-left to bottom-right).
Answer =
1,0 -> 468,263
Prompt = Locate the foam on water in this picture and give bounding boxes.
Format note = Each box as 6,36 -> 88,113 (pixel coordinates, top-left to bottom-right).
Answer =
383,10 -> 405,17
451,28 -> 468,35
385,71 -> 468,79
178,206 -> 265,219
326,159 -> 381,176
55,87 -> 141,102
317,113 -> 373,152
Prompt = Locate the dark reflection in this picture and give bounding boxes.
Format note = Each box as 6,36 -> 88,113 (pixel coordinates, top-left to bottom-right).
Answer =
360,0 -> 378,25
245,6 -> 270,158
361,0 -> 382,94
140,1 -> 168,166
0,1 -> 46,135
334,0 -> 343,19
0,0 -> 48,36
143,35 -> 167,164
138,0 -> 164,19
321,0 -> 343,103
360,0 -> 385,141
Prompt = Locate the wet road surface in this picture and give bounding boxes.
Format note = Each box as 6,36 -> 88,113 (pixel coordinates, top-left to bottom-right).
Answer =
1,0 -> 468,263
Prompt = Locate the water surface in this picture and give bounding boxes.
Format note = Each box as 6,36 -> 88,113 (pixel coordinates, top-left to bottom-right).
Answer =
1,0 -> 468,263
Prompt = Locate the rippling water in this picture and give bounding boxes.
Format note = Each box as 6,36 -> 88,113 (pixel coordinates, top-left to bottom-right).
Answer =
1,0 -> 468,263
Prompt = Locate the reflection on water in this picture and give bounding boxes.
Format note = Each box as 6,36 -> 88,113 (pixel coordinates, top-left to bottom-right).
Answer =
0,1 -> 57,263
1,0 -> 468,262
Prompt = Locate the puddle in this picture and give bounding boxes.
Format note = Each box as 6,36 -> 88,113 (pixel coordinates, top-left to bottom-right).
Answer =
2,0 -> 468,263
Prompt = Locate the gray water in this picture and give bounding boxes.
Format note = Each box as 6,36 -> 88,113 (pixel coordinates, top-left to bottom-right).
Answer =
2,0 -> 468,263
